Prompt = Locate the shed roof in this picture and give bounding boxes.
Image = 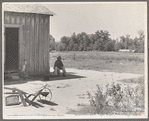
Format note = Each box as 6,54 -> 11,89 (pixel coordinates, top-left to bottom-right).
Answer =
3,4 -> 55,16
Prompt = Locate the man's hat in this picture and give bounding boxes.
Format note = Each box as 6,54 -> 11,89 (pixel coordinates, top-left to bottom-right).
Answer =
57,56 -> 61,60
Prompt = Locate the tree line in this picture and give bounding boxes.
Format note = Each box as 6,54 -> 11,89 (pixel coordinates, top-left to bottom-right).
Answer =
49,30 -> 145,53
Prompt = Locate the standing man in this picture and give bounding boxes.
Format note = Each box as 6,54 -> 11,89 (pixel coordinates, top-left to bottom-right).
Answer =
53,56 -> 66,76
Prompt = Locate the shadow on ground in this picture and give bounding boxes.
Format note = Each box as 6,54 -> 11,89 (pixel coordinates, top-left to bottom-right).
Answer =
47,72 -> 86,81
4,72 -> 86,85
31,102 -> 45,108
4,79 -> 29,85
30,72 -> 86,82
37,100 -> 58,106
30,100 -> 58,108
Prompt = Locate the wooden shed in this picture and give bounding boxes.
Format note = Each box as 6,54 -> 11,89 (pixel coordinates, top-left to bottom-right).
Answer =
3,4 -> 54,75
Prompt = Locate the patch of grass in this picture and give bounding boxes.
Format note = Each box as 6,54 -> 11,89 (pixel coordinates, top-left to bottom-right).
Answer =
119,76 -> 144,84
67,105 -> 118,114
50,51 -> 144,62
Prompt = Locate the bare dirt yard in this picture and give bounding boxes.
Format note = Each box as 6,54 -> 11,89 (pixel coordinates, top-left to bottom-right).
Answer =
3,51 -> 145,119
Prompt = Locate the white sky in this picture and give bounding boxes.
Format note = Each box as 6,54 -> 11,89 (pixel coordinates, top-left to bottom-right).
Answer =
43,2 -> 147,42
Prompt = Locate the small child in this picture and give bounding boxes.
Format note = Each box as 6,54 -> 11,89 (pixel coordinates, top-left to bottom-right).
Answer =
19,59 -> 27,80
22,59 -> 27,72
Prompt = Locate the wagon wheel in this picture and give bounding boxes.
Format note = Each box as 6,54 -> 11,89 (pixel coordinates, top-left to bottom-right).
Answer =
39,88 -> 52,101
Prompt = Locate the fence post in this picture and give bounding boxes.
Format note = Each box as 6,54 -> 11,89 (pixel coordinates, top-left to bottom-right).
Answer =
74,53 -> 75,60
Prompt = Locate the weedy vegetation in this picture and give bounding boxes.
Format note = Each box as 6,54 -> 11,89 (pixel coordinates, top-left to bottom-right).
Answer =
67,77 -> 144,115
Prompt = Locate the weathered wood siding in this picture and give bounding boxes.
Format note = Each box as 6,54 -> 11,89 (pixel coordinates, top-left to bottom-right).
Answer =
4,11 -> 50,75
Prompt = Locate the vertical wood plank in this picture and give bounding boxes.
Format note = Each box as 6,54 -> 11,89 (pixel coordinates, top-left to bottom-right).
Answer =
28,14 -> 31,75
4,12 -> 7,24
20,13 -> 26,71
39,15 -> 44,75
34,14 -> 39,75
37,15 -> 40,75
42,15 -> 47,74
24,13 -> 29,74
41,15 -> 44,75
25,13 -> 28,72
16,13 -> 20,24
14,13 -> 17,24
46,16 -> 50,73
25,14 -> 30,74
19,14 -> 22,70
19,13 -> 23,69
45,18 -> 48,75
9,12 -> 12,24
30,14 -> 35,75
11,12 -> 15,24
19,24 -> 23,71
44,16 -> 49,74
38,15 -> 41,75
34,14 -> 37,75
43,15 -> 46,74
18,13 -> 22,70
4,12 -> 9,24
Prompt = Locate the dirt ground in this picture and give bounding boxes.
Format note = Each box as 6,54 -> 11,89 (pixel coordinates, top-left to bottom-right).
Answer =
3,67 -> 142,119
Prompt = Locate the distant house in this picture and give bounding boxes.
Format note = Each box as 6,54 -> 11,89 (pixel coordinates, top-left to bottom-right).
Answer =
3,4 -> 54,75
119,49 -> 135,52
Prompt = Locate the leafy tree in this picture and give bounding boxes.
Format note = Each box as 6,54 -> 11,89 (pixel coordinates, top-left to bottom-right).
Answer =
94,30 -> 111,50
77,33 -> 84,51
60,36 -> 71,51
71,33 -> 79,51
55,42 -> 60,51
104,41 -> 114,51
138,30 -> 145,42
73,43 -> 79,51
49,34 -> 55,51
120,35 -> 132,49
55,30 -> 144,53
60,36 -> 70,46
133,37 -> 140,50
114,42 -> 121,51
71,32 -> 78,44
81,32 -> 90,51
59,43 -> 67,51
68,39 -> 74,51
127,38 -> 135,50
101,30 -> 111,44
93,39 -> 103,51
95,30 -> 110,42
120,36 -> 126,49
89,34 -> 97,44
137,30 -> 145,53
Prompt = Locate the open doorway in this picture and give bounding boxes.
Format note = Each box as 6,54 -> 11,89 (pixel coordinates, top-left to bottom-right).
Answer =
5,28 -> 19,71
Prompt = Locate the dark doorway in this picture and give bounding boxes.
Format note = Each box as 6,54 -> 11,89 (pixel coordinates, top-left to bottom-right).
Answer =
5,28 -> 19,71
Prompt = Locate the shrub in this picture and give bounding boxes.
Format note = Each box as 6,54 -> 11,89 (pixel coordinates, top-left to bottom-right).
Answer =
87,85 -> 106,113
86,80 -> 144,114
67,78 -> 144,115
86,85 -> 118,114
105,83 -> 124,108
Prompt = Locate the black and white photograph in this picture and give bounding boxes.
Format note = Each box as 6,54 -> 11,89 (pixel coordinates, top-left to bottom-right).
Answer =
2,2 -> 147,119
